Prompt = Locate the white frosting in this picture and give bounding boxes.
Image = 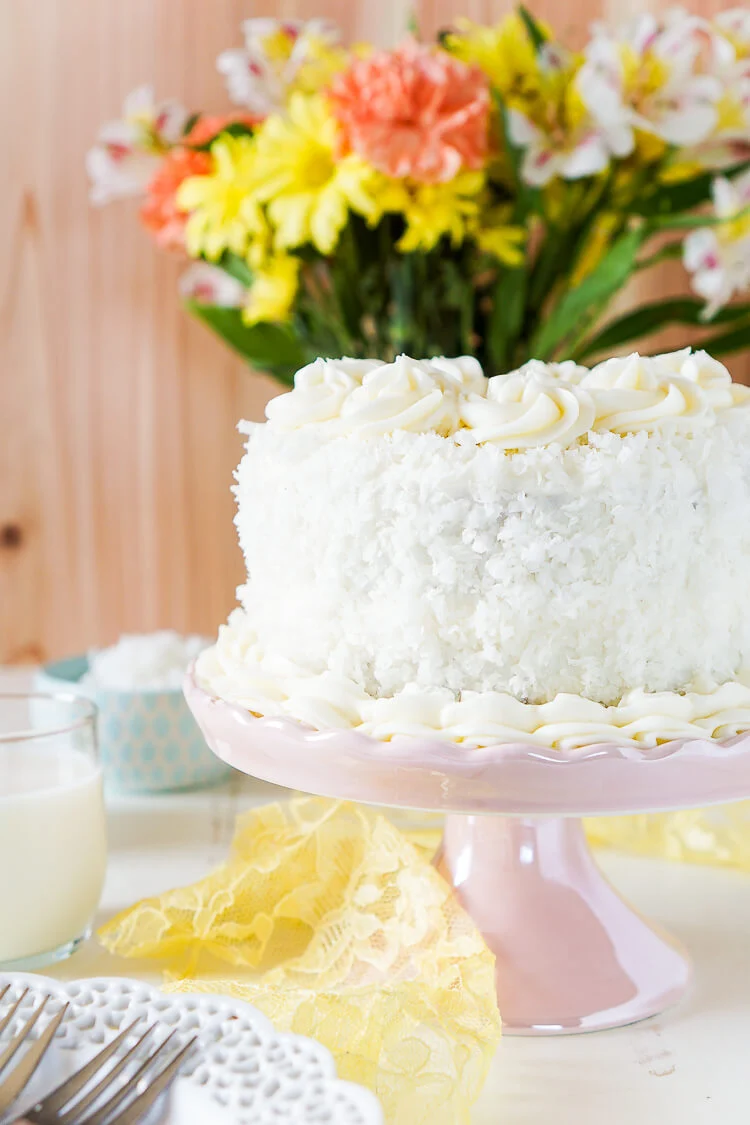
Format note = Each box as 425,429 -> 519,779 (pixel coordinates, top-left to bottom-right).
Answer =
267,354 -> 485,438
581,349 -> 714,434
264,349 -> 750,448
501,358 -> 591,384
196,612 -> 750,751
586,348 -> 741,412
336,354 -> 482,437
459,371 -> 596,449
265,357 -> 382,429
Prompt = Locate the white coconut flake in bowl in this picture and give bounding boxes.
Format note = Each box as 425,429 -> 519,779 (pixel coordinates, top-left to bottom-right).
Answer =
84,631 -> 209,692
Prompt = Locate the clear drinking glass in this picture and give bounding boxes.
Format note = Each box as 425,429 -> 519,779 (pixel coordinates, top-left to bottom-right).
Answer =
0,693 -> 107,969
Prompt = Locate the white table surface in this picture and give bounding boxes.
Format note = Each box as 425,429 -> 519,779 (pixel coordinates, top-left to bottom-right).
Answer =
5,667 -> 750,1122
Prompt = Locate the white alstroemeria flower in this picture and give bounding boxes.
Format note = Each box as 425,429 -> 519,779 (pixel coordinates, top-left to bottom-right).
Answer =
683,168 -> 750,318
178,263 -> 247,307
506,44 -> 612,186
86,85 -> 190,205
578,12 -> 722,158
713,57 -> 750,140
690,8 -> 750,154
508,109 -> 611,186
715,9 -> 750,57
217,18 -> 340,115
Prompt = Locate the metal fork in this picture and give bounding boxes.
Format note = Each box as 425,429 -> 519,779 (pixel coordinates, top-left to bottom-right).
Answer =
0,985 -> 197,1125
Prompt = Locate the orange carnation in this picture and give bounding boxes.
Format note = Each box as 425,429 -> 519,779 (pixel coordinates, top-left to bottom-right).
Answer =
140,148 -> 212,249
328,41 -> 490,184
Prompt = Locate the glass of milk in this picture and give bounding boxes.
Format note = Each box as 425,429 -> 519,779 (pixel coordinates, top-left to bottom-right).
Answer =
0,693 -> 107,969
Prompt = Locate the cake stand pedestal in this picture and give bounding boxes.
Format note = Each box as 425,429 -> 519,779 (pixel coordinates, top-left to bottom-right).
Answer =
185,674 -> 750,1035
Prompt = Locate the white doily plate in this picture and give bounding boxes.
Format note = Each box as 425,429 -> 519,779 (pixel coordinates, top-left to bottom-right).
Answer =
0,974 -> 383,1125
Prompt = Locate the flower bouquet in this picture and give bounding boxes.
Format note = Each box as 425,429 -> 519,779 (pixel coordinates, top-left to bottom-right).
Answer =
89,9 -> 750,384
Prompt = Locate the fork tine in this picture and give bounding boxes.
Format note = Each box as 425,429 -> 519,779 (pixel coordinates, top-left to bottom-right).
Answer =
51,1025 -> 158,1125
25,1017 -> 148,1125
70,1030 -> 182,1125
0,988 -> 29,1040
86,1038 -> 198,1125
0,994 -> 48,1078
0,1002 -> 69,1114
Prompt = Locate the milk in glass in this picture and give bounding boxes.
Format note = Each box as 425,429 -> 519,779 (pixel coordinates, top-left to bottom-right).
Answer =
0,699 -> 106,965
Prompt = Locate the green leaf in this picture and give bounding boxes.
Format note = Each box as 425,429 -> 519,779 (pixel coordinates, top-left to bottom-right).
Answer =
518,5 -> 547,50
635,240 -> 684,271
697,318 -> 750,357
648,204 -> 750,232
576,298 -> 750,360
189,119 -> 256,151
487,268 -> 527,371
183,112 -> 201,137
631,160 -> 750,217
531,227 -> 645,360
527,225 -> 573,307
219,252 -> 254,287
186,302 -> 306,384
493,92 -> 521,183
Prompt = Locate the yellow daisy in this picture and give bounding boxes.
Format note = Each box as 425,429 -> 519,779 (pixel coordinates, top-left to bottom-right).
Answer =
251,93 -> 378,255
444,13 -> 553,110
476,222 -> 526,266
381,172 -> 486,254
177,135 -> 264,261
243,255 -> 300,326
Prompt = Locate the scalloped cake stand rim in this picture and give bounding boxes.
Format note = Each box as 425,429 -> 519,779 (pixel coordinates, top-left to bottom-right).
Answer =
185,670 -> 750,816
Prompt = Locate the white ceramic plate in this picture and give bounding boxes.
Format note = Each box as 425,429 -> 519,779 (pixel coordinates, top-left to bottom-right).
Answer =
0,974 -> 382,1125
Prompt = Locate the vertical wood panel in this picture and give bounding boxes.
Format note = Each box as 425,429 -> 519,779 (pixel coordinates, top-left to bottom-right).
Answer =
1,0 -> 747,663
0,0 -> 280,663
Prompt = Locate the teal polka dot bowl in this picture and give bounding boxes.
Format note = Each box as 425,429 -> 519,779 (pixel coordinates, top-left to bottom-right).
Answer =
35,655 -> 232,794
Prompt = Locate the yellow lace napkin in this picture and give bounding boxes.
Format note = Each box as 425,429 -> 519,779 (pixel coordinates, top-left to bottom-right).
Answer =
586,802 -> 750,870
99,798 -> 501,1125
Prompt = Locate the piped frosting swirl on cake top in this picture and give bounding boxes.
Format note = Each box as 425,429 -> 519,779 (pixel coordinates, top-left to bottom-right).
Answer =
266,355 -> 486,437
264,349 -> 750,447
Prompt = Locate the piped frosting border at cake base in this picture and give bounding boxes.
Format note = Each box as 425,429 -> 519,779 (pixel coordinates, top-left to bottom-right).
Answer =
196,610 -> 750,753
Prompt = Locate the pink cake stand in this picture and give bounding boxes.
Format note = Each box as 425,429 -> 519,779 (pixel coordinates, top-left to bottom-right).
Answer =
185,672 -> 750,1036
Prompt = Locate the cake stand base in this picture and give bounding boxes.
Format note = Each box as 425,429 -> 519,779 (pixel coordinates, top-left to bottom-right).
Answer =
436,814 -> 690,1035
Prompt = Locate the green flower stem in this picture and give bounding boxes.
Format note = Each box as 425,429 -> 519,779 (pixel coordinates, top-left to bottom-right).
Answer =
459,260 -> 474,356
561,295 -> 616,362
635,241 -> 685,271
527,225 -> 569,310
389,253 -> 427,356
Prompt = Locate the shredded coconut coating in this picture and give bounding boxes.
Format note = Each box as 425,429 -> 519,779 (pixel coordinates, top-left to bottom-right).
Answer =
231,414 -> 750,706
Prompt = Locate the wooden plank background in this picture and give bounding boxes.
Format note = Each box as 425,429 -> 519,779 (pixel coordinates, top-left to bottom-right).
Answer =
2,0 -> 747,663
